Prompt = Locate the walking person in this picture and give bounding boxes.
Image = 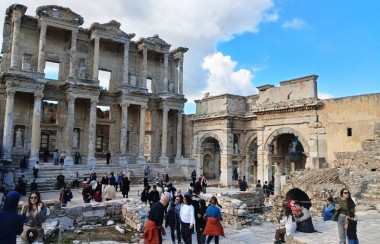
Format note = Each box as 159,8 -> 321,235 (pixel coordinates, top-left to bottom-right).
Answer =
82,183 -> 92,203
180,194 -> 195,244
0,191 -> 24,244
203,196 -> 225,244
335,188 -> 356,244
53,149 -> 59,165
202,176 -> 208,194
30,179 -> 38,192
192,189 -> 207,244
144,195 -> 169,244
165,197 -> 182,244
20,191 -> 47,244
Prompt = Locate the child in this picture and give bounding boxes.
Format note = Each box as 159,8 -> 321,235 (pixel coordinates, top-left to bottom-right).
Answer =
345,211 -> 359,244
274,207 -> 297,244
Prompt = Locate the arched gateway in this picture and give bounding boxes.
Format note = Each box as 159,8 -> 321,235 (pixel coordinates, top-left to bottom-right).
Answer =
199,133 -> 222,180
261,127 -> 310,182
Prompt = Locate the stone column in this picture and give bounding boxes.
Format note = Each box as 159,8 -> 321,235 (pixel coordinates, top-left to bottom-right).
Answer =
64,96 -> 75,165
10,10 -> 22,69
142,47 -> 147,88
87,98 -> 98,167
122,43 -> 129,85
163,53 -> 169,92
178,55 -> 184,95
2,90 -> 15,160
159,106 -> 169,165
137,105 -> 147,164
92,36 -> 100,80
175,109 -> 183,160
37,22 -> 47,73
220,153 -> 232,186
119,102 -> 129,167
274,172 -> 281,196
29,93 -> 43,167
69,29 -> 78,77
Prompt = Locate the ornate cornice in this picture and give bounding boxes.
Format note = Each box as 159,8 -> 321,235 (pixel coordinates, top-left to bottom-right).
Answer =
6,4 -> 27,18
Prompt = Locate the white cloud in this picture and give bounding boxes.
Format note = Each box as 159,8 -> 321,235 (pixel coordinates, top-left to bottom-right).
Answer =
0,0 -> 276,113
318,92 -> 334,99
282,18 -> 309,30
200,52 -> 258,97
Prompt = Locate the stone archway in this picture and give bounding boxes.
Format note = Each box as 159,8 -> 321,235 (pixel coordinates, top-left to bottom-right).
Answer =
199,133 -> 221,180
264,127 -> 309,176
243,134 -> 258,182
285,188 -> 312,210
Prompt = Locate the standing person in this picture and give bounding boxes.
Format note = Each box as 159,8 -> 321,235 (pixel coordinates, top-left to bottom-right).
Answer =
72,171 -> 80,188
106,151 -> 111,165
56,172 -> 65,189
268,181 -> 274,195
59,151 -> 65,166
180,194 -> 195,244
121,176 -> 130,198
0,191 -> 24,244
256,180 -> 262,188
104,181 -> 116,201
90,169 -> 97,182
191,170 -> 197,185
143,176 -> 149,188
263,181 -> 269,197
274,207 -> 296,244
149,185 -> 160,207
202,176 -> 208,194
346,211 -> 359,244
20,191 -> 47,244
101,173 -> 109,196
33,161 -> 40,179
166,196 -> 182,244
140,186 -> 150,205
335,188 -> 356,244
203,196 -> 225,244
43,148 -> 49,162
59,184 -> 73,207
18,175 -> 28,196
144,195 -> 169,244
191,189 -> 207,244
109,172 -> 116,188
82,183 -> 92,203
74,151 -> 81,164
53,149 -> 59,165
30,179 -> 38,192
114,172 -> 120,191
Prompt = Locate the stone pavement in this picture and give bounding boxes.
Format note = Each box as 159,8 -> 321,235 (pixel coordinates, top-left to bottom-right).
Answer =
3,180 -> 379,244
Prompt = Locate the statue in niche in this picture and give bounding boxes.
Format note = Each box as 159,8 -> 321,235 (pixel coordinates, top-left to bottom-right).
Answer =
168,82 -> 175,93
78,58 -> 86,79
73,129 -> 79,148
15,128 -> 23,147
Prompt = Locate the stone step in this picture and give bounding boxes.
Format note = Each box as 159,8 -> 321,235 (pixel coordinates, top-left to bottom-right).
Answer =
359,193 -> 380,206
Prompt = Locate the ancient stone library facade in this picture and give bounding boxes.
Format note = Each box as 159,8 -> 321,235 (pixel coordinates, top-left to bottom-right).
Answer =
1,4 -> 380,186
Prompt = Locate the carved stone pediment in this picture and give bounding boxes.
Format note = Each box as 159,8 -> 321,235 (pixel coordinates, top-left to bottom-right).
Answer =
89,20 -> 135,40
6,4 -> 27,17
36,5 -> 84,26
137,34 -> 171,53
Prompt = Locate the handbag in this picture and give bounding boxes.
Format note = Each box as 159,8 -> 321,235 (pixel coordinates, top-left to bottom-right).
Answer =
330,209 -> 339,221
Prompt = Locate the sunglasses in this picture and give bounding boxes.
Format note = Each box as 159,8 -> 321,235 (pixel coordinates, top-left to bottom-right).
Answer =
30,196 -> 38,199
343,192 -> 350,194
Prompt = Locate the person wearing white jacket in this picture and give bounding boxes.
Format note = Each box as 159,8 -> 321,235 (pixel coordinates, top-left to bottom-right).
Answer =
180,194 -> 195,244
274,207 -> 297,244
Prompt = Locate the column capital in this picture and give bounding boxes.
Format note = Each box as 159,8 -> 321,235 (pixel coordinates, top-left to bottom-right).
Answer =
5,89 -> 15,97
121,102 -> 130,109
67,95 -> 76,103
34,92 -> 44,99
140,104 -> 147,110
163,106 -> 170,113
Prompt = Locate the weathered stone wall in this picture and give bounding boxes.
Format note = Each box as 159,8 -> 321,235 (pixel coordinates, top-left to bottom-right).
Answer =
318,94 -> 380,165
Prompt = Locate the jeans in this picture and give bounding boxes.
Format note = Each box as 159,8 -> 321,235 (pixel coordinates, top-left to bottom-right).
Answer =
171,224 -> 181,243
206,235 -> 219,244
348,240 -> 359,244
338,215 -> 347,244
181,221 -> 193,244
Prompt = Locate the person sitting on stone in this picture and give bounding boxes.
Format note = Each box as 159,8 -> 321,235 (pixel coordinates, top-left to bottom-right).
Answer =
239,178 -> 248,191
294,201 -> 315,233
323,197 -> 335,221
274,207 -> 296,244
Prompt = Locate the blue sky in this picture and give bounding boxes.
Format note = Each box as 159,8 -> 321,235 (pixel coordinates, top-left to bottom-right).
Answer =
1,0 -> 379,114
216,0 -> 380,106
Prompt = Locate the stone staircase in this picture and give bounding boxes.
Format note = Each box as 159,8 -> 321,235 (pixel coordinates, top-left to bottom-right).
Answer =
357,171 -> 380,207
14,159 -> 186,193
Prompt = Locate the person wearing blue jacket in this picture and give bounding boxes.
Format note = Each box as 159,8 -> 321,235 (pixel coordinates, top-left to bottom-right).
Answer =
0,191 -> 24,244
323,197 -> 335,221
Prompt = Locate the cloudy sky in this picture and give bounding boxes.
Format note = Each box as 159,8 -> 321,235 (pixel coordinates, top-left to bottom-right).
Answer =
0,0 -> 379,114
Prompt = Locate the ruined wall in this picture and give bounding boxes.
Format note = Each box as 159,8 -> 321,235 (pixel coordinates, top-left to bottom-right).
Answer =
318,94 -> 380,166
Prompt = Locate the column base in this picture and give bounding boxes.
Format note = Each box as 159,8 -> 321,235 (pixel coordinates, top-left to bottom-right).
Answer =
28,156 -> 39,169
87,157 -> 96,169
137,156 -> 146,165
64,156 -> 74,166
159,156 -> 169,165
119,155 -> 128,169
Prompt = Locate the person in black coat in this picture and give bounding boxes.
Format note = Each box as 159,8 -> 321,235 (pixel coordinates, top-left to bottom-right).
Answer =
121,176 -> 130,198
165,198 -> 182,244
0,191 -> 24,243
148,185 -> 160,207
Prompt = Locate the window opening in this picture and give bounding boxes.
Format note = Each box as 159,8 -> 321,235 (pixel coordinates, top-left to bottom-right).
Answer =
98,70 -> 111,90
347,128 -> 352,137
146,78 -> 152,93
45,61 -> 60,80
